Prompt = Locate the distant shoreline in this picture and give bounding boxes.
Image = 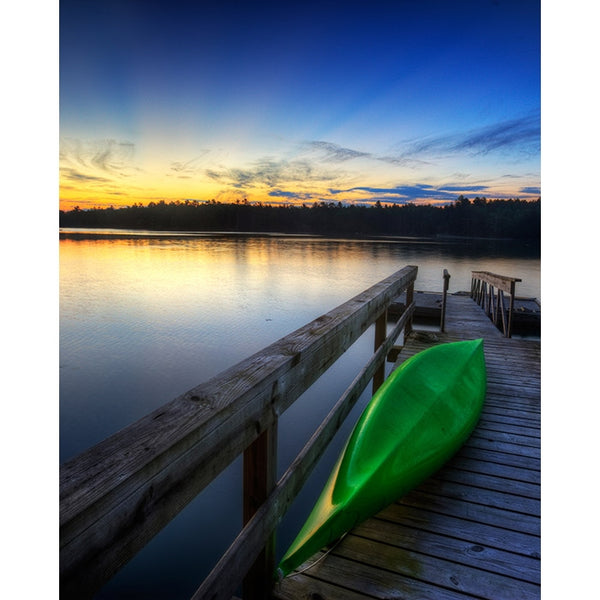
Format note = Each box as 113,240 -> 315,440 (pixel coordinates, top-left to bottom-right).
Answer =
59,198 -> 541,242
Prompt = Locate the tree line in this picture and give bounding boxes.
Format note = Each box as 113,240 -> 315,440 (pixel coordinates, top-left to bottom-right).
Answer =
59,196 -> 540,240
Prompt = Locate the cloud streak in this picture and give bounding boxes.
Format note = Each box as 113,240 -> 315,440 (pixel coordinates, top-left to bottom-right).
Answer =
169,152 -> 210,177
327,182 -> 523,205
206,157 -> 342,189
395,113 -> 540,160
303,140 -> 370,162
60,138 -> 139,186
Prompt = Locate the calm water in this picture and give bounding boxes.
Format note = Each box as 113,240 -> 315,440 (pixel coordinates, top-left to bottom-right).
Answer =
60,230 -> 540,598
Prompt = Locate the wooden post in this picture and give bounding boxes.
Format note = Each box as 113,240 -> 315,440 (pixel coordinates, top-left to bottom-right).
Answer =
499,290 -> 508,336
440,269 -> 450,332
243,423 -> 278,599
372,309 -> 387,394
507,281 -> 516,338
405,281 -> 414,337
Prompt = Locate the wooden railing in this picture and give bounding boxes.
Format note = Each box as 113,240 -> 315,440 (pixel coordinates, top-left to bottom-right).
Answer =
470,270 -> 521,338
60,265 -> 418,600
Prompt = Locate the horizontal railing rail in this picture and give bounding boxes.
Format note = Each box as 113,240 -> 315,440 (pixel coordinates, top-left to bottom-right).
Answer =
60,265 -> 418,599
470,270 -> 521,337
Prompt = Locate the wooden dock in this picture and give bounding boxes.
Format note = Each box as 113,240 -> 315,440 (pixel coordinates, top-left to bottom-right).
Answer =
389,291 -> 541,337
274,294 -> 541,599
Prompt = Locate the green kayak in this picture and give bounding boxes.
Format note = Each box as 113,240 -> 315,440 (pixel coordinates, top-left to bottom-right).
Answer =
277,338 -> 486,578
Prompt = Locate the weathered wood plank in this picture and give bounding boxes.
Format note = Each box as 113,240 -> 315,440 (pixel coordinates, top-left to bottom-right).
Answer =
378,503 -> 540,557
472,426 -> 540,447
332,535 -> 540,599
466,429 -> 540,453
481,409 -> 541,428
447,455 -> 540,484
457,445 -> 540,471
471,271 -> 521,295
397,489 -> 540,536
279,552 -> 481,600
353,518 -> 540,583
274,572 -> 370,600
416,478 -> 540,517
478,417 -> 540,435
434,466 -> 540,499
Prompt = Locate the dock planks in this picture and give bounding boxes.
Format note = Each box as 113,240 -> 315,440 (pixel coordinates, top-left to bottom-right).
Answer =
274,294 -> 540,599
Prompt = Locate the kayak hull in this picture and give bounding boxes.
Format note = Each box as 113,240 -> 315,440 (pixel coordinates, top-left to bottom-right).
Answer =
278,338 -> 486,578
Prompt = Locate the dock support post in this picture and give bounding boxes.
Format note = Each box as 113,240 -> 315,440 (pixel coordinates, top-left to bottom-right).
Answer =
243,423 -> 278,599
507,280 -> 516,338
373,309 -> 387,394
440,269 -> 450,332
405,281 -> 414,337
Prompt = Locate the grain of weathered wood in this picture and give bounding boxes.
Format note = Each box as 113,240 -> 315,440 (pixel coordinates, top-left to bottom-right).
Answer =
378,503 -> 540,557
397,490 -> 541,536
434,467 -> 540,499
243,423 -> 278,600
447,455 -> 539,484
353,518 -> 540,583
285,553 -> 479,600
332,535 -> 540,599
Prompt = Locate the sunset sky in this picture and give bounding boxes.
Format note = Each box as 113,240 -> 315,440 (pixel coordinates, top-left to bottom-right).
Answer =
59,0 -> 540,210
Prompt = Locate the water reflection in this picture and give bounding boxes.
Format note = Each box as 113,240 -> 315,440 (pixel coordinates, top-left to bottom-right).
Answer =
60,232 -> 539,598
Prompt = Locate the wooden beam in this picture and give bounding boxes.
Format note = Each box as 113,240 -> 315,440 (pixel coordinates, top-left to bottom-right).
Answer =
372,309 -> 387,394
471,271 -> 521,296
243,423 -> 278,600
440,269 -> 450,332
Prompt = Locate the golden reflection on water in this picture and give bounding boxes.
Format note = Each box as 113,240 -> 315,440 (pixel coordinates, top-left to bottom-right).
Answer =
60,232 -> 540,462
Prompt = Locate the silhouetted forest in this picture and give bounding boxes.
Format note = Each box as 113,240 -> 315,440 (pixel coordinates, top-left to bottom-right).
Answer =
59,196 -> 540,240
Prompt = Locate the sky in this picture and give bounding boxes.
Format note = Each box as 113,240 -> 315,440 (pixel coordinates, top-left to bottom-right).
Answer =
58,0 -> 541,210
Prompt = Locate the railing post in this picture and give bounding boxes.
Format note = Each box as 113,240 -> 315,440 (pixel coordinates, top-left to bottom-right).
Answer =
507,281 -> 516,338
440,269 -> 450,332
243,422 -> 278,599
405,281 -> 414,337
373,309 -> 387,394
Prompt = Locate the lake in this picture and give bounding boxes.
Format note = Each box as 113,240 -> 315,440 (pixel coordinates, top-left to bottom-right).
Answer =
60,230 -> 540,598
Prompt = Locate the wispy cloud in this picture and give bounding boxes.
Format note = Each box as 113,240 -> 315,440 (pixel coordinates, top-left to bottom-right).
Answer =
60,138 -> 139,184
302,139 -> 427,169
206,157 -> 342,189
328,182 -> 504,205
519,186 -> 540,195
268,189 -> 316,201
330,184 -> 456,204
169,152 -> 210,177
61,168 -> 111,183
89,140 -> 135,172
394,112 -> 540,160
303,140 -> 370,162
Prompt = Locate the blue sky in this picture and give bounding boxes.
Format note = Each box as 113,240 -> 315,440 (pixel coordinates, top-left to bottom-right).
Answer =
58,0 -> 540,208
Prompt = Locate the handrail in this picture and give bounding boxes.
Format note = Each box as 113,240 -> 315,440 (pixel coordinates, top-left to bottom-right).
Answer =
470,270 -> 521,337
60,265 -> 418,599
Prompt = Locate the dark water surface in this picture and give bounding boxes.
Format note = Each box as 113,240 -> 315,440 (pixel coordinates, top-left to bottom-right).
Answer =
60,231 -> 539,598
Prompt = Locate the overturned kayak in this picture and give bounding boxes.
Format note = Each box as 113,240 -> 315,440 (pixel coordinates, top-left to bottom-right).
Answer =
277,338 -> 486,578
